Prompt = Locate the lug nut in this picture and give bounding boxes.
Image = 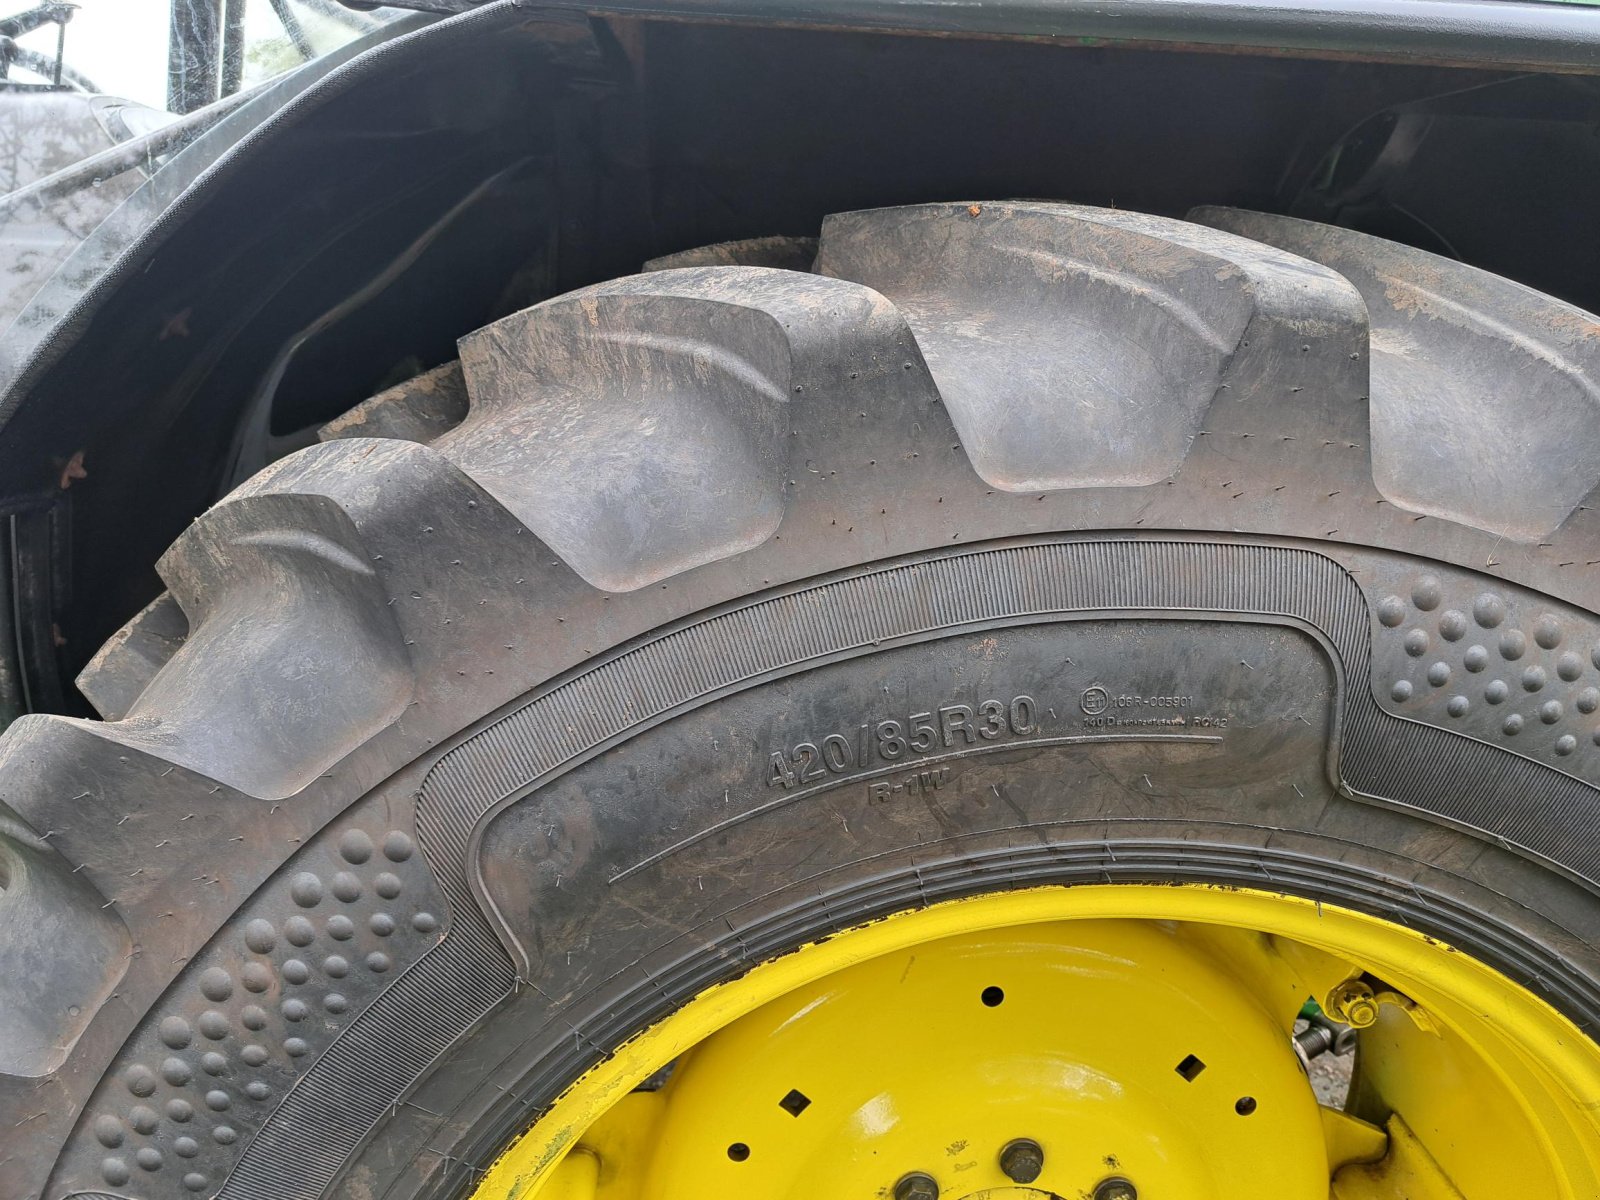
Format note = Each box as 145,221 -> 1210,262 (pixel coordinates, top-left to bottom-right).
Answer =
1325,979 -> 1380,1028
999,1138 -> 1045,1184
894,1171 -> 939,1200
1093,1178 -> 1138,1200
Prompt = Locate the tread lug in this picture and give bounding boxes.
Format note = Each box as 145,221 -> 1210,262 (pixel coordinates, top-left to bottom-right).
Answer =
0,791 -> 127,1079
140,492 -> 413,800
1192,207 -> 1600,541
644,235 -> 818,273
453,266 -> 913,591
74,592 -> 188,721
317,360 -> 470,446
818,201 -> 1371,493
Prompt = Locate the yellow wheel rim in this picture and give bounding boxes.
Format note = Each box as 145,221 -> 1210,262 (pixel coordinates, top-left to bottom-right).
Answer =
468,885 -> 1600,1200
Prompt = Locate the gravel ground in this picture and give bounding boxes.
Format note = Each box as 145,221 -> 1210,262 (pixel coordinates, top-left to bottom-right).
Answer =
1294,1018 -> 1356,1107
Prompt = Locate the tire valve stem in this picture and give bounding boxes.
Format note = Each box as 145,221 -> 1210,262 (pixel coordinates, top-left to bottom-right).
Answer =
999,1139 -> 1044,1184
894,1172 -> 939,1200
1324,978 -> 1381,1028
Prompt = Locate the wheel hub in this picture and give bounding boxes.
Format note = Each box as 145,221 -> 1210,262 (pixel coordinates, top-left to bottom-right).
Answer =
469,885 -> 1600,1200
643,920 -> 1325,1199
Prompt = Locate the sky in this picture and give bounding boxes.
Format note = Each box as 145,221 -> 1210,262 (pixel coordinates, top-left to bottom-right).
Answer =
19,0 -> 192,108
12,0 -> 366,111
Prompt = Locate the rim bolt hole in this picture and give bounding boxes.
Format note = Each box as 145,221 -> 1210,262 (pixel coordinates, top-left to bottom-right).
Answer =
726,1142 -> 750,1162
1234,1096 -> 1258,1116
980,985 -> 1005,1007
1175,1053 -> 1206,1081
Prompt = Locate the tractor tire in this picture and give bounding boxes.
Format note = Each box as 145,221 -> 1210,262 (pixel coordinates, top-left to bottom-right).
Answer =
5,201 -> 1600,1200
